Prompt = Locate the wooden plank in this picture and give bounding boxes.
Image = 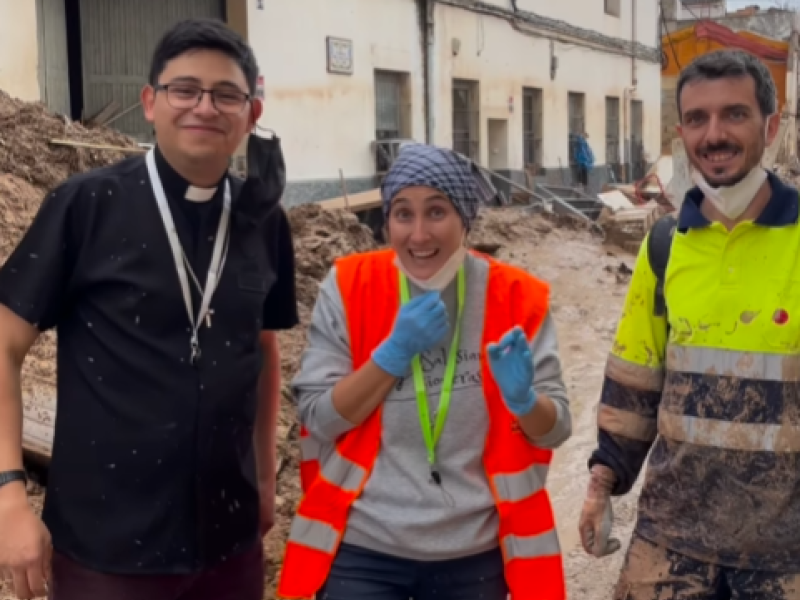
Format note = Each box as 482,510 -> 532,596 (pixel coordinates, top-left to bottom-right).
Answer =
21,384 -> 56,461
319,188 -> 382,212
23,417 -> 54,460
50,138 -> 146,154
83,99 -> 121,127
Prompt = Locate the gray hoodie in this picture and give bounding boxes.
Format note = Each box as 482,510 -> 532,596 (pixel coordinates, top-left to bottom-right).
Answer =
292,252 -> 571,560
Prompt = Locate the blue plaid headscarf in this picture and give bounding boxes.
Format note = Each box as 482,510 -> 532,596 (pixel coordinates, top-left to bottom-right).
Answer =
381,143 -> 480,229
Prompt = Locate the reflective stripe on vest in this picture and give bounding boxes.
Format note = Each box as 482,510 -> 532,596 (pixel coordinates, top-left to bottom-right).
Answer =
298,426 -> 320,493
319,449 -> 368,492
492,463 -> 549,503
287,515 -> 338,554
504,530 -> 561,560
277,250 -> 566,600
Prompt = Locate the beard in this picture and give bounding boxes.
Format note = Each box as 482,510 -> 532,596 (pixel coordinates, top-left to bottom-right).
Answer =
692,140 -> 764,188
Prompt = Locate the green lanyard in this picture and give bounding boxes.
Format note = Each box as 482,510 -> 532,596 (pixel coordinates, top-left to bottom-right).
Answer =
398,266 -> 466,485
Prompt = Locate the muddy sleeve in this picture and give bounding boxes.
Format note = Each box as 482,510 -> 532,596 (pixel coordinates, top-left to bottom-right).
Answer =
527,310 -> 571,449
291,266 -> 356,442
0,181 -> 82,331
588,235 -> 667,496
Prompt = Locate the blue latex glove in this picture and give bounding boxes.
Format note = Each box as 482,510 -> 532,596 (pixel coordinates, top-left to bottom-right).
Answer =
486,326 -> 537,416
372,291 -> 449,377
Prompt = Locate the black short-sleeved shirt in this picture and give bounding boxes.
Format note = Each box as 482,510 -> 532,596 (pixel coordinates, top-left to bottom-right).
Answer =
0,147 -> 299,574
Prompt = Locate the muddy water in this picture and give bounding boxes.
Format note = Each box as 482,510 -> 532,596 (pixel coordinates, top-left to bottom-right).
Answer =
495,224 -> 642,599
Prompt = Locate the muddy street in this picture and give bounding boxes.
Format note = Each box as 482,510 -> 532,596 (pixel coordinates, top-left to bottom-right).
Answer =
476,210 -> 639,599
0,200 -> 642,599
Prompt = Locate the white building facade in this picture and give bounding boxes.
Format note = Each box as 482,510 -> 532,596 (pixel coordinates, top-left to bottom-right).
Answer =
248,0 -> 662,204
0,0 -> 40,102
0,0 -> 661,205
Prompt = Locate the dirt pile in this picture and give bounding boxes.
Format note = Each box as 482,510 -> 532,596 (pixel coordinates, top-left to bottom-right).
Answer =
597,201 -> 667,254
0,92 -> 141,425
287,203 -> 377,318
469,206 -> 554,247
0,90 -> 139,191
0,90 -> 140,266
0,174 -> 60,395
0,91 -> 631,600
775,160 -> 800,189
265,204 -> 377,596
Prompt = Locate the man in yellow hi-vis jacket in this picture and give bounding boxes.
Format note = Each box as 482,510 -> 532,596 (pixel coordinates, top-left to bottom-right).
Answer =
580,48 -> 800,599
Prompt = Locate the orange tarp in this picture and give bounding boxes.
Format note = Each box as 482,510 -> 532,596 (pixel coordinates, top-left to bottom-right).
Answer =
661,21 -> 788,110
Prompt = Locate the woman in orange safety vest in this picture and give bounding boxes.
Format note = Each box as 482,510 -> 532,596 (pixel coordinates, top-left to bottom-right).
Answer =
277,143 -> 572,600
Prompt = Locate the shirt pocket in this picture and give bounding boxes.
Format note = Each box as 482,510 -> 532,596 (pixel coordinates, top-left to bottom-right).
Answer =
231,266 -> 275,351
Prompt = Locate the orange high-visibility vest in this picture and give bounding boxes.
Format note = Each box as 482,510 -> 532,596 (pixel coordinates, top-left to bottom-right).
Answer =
278,249 -> 566,600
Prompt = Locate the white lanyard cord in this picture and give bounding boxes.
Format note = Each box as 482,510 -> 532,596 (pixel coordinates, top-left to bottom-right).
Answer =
145,149 -> 231,363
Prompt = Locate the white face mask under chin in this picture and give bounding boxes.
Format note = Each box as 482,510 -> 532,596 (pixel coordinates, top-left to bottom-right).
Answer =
395,244 -> 468,292
692,166 -> 767,221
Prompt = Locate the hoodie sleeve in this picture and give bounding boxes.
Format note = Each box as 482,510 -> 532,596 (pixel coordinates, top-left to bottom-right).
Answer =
291,267 -> 356,442
527,310 -> 572,449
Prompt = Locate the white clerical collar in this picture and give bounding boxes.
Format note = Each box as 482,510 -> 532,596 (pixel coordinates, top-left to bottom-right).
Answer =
184,185 -> 218,203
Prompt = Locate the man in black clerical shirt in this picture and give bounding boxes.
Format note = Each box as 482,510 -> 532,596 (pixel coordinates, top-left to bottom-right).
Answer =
0,18 -> 298,600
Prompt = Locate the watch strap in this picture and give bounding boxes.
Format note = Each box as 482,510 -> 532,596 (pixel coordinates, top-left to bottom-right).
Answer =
0,470 -> 27,489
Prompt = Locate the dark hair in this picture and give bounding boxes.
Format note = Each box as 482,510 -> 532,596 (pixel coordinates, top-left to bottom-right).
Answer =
676,49 -> 777,119
149,18 -> 259,94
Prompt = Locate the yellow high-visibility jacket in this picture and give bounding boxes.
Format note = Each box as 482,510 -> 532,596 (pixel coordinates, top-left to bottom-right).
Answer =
590,171 -> 800,570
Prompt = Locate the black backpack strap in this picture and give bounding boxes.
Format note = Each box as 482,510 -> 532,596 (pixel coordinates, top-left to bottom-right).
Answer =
647,214 -> 677,318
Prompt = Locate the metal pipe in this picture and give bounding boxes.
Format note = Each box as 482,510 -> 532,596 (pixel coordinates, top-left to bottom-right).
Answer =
624,0 -> 638,183
631,0 -> 637,87
473,163 -> 603,233
424,0 -> 436,143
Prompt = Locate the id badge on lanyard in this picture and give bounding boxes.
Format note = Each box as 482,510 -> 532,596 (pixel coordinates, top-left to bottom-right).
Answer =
398,266 -> 465,485
145,149 -> 231,364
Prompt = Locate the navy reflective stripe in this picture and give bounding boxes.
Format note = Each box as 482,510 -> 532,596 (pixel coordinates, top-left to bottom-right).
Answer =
667,344 -> 800,382
606,354 -> 664,391
598,405 -> 658,442
659,410 -> 800,452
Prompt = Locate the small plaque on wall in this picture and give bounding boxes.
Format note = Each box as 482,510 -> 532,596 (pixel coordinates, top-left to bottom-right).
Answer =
326,36 -> 354,75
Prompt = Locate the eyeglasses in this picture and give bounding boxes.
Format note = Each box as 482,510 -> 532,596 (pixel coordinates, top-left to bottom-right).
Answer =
154,83 -> 251,114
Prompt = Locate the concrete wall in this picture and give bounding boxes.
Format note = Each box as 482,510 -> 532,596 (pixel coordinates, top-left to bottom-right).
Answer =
248,0 -> 662,204
247,0 -> 425,205
502,0 -> 658,45
0,0 -> 40,101
432,0 -> 661,176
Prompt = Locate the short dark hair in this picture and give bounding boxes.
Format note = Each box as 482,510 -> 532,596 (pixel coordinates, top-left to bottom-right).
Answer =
149,18 -> 259,94
676,49 -> 777,119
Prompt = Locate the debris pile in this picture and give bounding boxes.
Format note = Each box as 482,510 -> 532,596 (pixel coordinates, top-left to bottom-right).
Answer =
0,90 -> 139,191
468,205 -> 598,254
598,201 -> 667,253
0,91 -> 380,599
0,93 -> 144,469
262,203 -> 377,595
287,203 -> 377,319
0,90 -> 647,600
775,158 -> 800,188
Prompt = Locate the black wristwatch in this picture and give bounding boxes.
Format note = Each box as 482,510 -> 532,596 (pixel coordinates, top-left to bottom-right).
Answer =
0,470 -> 27,489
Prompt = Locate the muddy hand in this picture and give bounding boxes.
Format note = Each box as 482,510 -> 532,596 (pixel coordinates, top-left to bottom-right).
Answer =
579,464 -> 621,558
